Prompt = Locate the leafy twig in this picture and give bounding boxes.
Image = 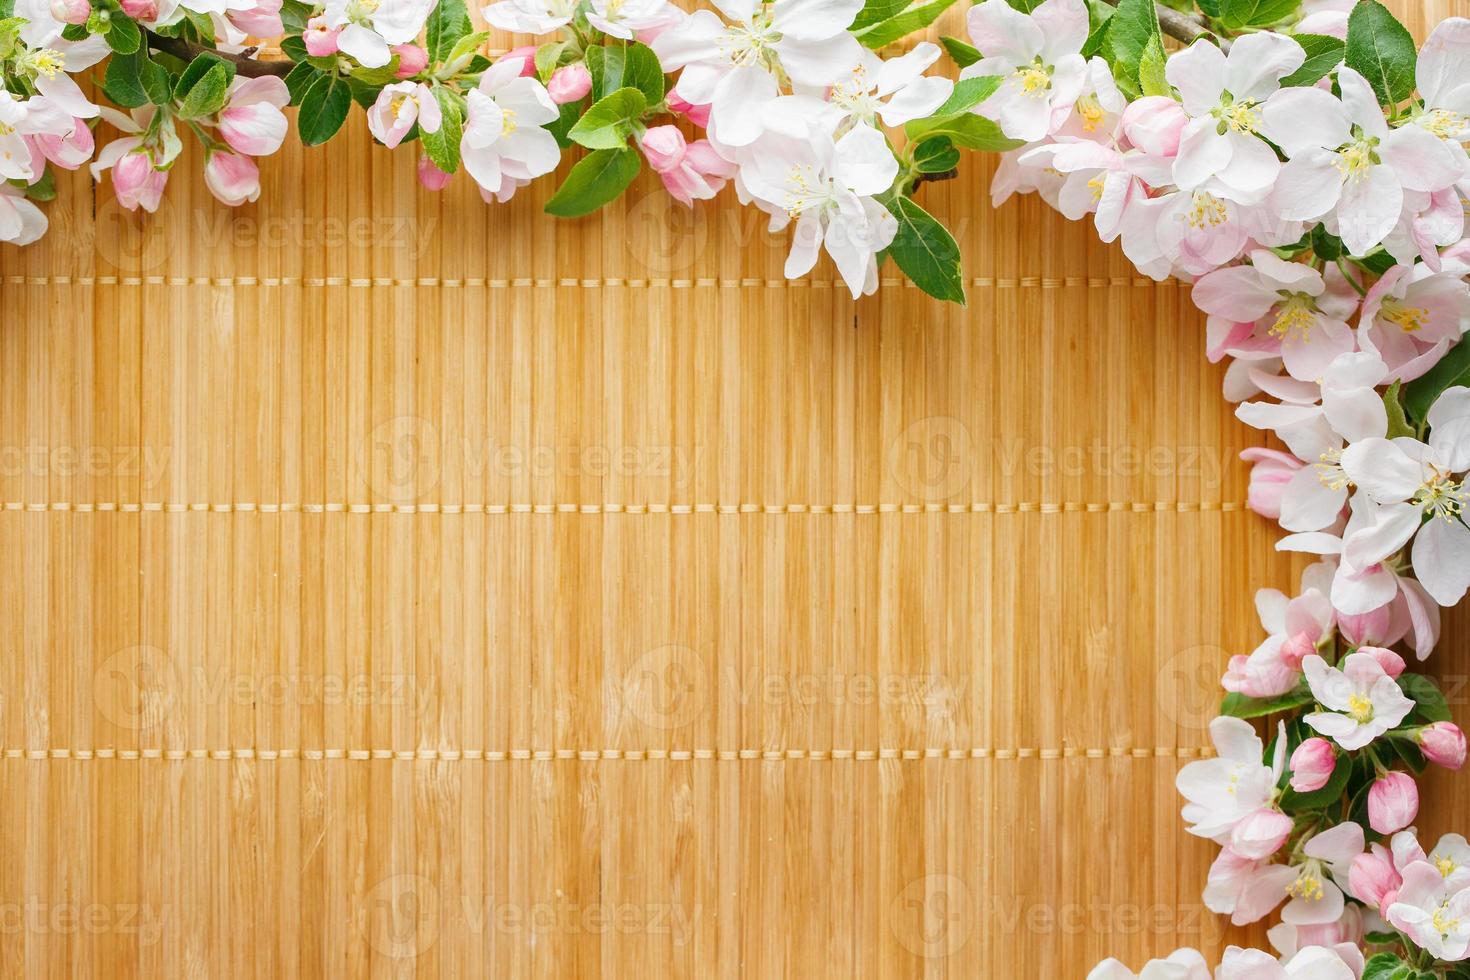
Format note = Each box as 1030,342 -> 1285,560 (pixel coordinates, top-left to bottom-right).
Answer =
145,29 -> 292,77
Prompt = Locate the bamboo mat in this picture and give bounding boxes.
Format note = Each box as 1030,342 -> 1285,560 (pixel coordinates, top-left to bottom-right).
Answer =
0,1 -> 1466,975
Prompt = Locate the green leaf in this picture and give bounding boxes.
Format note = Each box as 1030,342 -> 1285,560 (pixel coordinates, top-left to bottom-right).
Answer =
585,43 -> 664,103
178,62 -> 233,119
1404,340 -> 1470,423
280,33 -> 339,72
23,167 -> 56,202
1220,685 -> 1315,720
174,52 -> 235,100
1138,33 -> 1170,97
426,0 -> 472,64
568,86 -> 647,150
283,61 -> 321,105
906,110 -> 1022,152
534,40 -> 570,81
1003,0 -> 1041,9
280,0 -> 312,33
544,147 -> 642,218
298,73 -> 353,146
930,75 -> 1000,116
546,97 -> 583,148
1195,0 -> 1220,14
1384,380 -> 1415,439
445,29 -> 490,70
1219,0 -> 1300,30
104,13 -> 142,54
1280,34 -> 1346,87
853,0 -> 958,48
850,0 -> 909,32
939,35 -> 980,68
883,196 -> 965,305
1280,746 -> 1350,810
1399,673 -> 1452,724
103,52 -> 150,108
1105,0 -> 1163,98
910,136 -> 959,174
421,87 -> 463,172
1362,952 -> 1414,980
1345,0 -> 1417,106
1309,224 -> 1343,261
1081,0 -> 1114,58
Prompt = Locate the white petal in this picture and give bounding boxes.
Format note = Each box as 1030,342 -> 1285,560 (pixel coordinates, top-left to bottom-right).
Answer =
1341,438 -> 1426,501
1225,32 -> 1305,103
1337,164 -> 1403,257
1271,151 -> 1342,222
1413,517 -> 1470,607
771,0 -> 862,41
1165,39 -> 1226,115
832,125 -> 899,196
1261,86 -> 1351,158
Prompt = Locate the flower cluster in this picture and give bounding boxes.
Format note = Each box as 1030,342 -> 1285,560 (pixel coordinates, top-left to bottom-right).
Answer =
2,0 -> 1470,972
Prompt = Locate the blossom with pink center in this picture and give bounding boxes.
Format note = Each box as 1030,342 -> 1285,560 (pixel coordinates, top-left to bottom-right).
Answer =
637,126 -> 737,206
1349,843 -> 1402,911
1223,564 -> 1334,697
304,16 -> 341,56
90,137 -> 168,212
1193,251 -> 1357,384
1244,822 -> 1364,926
1240,448 -> 1303,521
1357,264 -> 1470,382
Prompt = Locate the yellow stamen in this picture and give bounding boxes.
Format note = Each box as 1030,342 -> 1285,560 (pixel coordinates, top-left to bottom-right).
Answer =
1015,65 -> 1051,96
1286,867 -> 1325,903
1437,856 -> 1459,878
1269,294 -> 1316,341
1415,470 -> 1468,522
1077,95 -> 1105,132
500,108 -> 517,136
1186,191 -> 1228,230
1347,694 -> 1374,724
1316,448 -> 1350,492
1380,296 -> 1429,333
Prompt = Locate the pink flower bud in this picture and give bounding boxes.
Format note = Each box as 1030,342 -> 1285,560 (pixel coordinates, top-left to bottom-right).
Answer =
1230,808 -> 1294,860
203,151 -> 261,207
118,0 -> 157,19
639,124 -> 686,173
1368,772 -> 1419,834
1238,447 -> 1299,521
1418,721 -> 1467,770
547,63 -> 592,105
417,155 -> 452,191
1289,737 -> 1336,793
50,0 -> 90,24
667,92 -> 710,128
499,46 -> 538,77
1349,845 -> 1402,911
29,118 -> 93,170
111,149 -> 168,213
1278,630 -> 1317,671
1339,602 -> 1393,647
1357,645 -> 1405,679
1121,95 -> 1187,157
304,16 -> 340,57
392,43 -> 427,78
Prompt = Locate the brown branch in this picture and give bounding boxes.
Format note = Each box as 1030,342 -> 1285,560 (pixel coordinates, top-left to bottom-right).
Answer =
145,29 -> 292,77
1104,1 -> 1230,52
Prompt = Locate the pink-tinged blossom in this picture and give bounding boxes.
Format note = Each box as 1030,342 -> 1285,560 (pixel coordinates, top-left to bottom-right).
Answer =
483,0 -> 577,35
637,126 -> 736,206
304,16 -> 341,56
1357,264 -> 1470,382
1240,448 -> 1303,521
1302,651 -> 1414,750
1386,859 -> 1470,960
1355,645 -> 1406,679
1340,388 -> 1470,607
1349,844 -> 1402,911
1236,822 -> 1364,927
1165,33 -> 1304,205
1420,721 -> 1468,770
1223,565 -> 1334,698
460,60 -> 561,203
0,184 -> 47,245
667,92 -> 711,128
322,0 -> 435,69
218,76 -> 290,157
90,137 -> 167,213
1264,66 -> 1465,256
1120,95 -> 1185,157
1176,716 -> 1286,844
1289,738 -> 1336,793
961,0 -> 1090,142
367,82 -> 441,150
586,0 -> 678,40
49,0 -> 88,23
203,150 -> 261,206
1215,944 -> 1363,980
1086,948 -> 1211,980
